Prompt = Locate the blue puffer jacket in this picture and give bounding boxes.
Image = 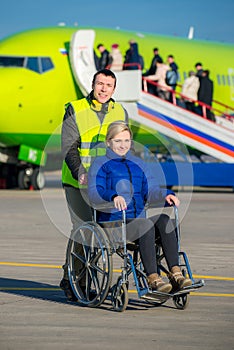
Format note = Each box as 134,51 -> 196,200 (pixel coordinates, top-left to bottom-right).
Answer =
88,148 -> 173,221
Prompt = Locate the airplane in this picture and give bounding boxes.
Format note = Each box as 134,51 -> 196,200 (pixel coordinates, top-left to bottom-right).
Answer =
0,26 -> 234,190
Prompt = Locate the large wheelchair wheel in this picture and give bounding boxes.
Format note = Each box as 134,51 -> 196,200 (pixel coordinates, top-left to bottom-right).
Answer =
68,222 -> 113,307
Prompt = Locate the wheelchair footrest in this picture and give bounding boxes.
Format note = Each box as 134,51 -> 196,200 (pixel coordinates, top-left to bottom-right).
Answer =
141,289 -> 171,299
141,279 -> 205,301
170,279 -> 205,296
182,279 -> 205,291
141,291 -> 170,303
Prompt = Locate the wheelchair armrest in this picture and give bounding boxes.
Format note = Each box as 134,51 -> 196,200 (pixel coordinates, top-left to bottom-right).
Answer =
91,202 -> 127,224
91,202 -> 115,211
145,201 -> 178,209
145,201 -> 167,209
145,201 -> 180,234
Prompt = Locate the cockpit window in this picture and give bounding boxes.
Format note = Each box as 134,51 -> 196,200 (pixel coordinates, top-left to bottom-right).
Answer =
26,57 -> 39,73
0,56 -> 54,74
0,56 -> 25,67
41,57 -> 54,72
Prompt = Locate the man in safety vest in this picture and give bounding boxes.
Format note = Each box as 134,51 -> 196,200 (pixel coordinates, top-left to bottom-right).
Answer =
60,69 -> 128,301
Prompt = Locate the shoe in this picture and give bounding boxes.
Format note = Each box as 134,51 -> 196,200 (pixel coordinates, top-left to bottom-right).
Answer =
147,273 -> 172,293
60,278 -> 77,301
170,266 -> 192,289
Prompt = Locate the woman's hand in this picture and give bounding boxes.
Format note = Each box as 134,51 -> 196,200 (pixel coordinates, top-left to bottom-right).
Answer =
113,196 -> 127,211
165,194 -> 180,207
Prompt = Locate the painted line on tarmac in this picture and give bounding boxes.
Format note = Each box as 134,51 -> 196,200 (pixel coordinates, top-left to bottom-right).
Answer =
1,261 -> 234,282
190,274 -> 234,281
0,287 -> 60,291
190,292 -> 234,297
0,287 -> 233,298
0,262 -> 61,268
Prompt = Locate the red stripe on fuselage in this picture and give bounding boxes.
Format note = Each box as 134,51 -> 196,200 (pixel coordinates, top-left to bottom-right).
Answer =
139,109 -> 234,158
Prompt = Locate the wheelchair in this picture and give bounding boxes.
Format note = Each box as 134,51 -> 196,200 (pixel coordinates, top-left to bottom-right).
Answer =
67,203 -> 204,312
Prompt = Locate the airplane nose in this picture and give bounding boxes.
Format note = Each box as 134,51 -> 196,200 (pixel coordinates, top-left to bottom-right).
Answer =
0,69 -> 21,143
0,69 -> 37,142
0,68 -> 60,149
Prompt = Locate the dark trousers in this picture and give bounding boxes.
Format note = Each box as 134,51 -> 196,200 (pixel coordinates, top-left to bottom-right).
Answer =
149,214 -> 179,270
126,218 -> 157,275
126,214 -> 179,275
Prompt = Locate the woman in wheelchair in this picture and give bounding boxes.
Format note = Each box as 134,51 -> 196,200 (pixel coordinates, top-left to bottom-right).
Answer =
88,121 -> 192,294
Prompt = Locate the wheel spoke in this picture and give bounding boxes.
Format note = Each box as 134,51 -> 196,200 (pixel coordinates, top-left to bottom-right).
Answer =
71,251 -> 86,265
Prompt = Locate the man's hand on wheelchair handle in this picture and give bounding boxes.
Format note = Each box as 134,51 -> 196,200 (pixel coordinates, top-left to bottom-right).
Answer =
113,195 -> 127,211
79,173 -> 88,185
165,194 -> 180,207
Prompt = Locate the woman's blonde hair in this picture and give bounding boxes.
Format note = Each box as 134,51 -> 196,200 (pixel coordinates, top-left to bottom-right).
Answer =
106,121 -> 132,142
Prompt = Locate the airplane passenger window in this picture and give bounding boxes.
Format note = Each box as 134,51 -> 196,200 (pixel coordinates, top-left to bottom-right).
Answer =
222,75 -> 226,86
26,57 -> 40,73
41,57 -> 54,72
0,56 -> 25,67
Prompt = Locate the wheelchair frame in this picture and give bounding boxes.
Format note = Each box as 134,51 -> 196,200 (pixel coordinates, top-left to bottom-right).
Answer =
67,204 -> 204,312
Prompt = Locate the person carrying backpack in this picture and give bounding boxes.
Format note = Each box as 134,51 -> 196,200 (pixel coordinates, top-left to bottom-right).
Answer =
166,55 -> 179,102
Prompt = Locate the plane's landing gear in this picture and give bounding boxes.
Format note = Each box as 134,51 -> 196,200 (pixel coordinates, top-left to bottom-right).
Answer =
0,147 -> 46,190
18,167 -> 45,190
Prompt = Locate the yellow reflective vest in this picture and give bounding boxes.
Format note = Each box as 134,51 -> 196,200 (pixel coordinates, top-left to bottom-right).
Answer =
62,98 -> 126,188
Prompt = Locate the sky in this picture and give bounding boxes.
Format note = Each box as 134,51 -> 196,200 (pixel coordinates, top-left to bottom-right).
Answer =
0,0 -> 234,44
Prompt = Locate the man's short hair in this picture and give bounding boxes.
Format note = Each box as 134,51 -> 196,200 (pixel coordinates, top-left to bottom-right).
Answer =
92,69 -> 117,88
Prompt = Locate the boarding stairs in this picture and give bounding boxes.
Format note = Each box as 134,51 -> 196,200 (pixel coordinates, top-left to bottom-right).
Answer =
69,29 -> 234,165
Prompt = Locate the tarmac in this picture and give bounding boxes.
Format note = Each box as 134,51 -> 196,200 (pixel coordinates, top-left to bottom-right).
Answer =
0,172 -> 233,350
